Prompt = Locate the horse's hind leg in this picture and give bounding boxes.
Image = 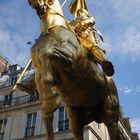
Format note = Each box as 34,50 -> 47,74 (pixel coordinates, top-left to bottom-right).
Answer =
107,122 -> 120,140
66,105 -> 84,140
101,80 -> 120,140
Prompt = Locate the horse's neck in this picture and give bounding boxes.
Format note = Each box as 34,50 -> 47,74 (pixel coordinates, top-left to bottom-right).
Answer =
40,0 -> 67,35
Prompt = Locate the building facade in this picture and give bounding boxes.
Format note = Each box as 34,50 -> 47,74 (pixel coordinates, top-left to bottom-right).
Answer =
0,63 -> 138,140
0,53 -> 11,73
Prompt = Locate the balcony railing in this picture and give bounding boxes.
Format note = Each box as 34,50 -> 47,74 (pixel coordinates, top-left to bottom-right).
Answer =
0,95 -> 39,109
25,126 -> 35,137
0,133 -> 4,140
58,120 -> 69,131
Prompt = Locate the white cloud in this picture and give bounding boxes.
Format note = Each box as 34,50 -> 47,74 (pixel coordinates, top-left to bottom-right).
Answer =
114,0 -> 140,24
87,0 -> 140,25
124,89 -> 132,94
0,0 -> 40,66
112,27 -> 140,62
0,29 -> 30,66
118,85 -> 140,96
86,0 -> 140,62
130,118 -> 140,138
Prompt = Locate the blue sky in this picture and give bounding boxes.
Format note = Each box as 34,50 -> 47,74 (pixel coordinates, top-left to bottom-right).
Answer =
0,0 -> 140,136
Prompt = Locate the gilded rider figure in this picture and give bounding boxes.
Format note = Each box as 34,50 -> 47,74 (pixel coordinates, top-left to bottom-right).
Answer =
69,0 -> 114,76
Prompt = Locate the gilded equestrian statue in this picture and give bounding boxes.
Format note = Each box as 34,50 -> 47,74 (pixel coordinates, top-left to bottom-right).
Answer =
27,0 -> 120,140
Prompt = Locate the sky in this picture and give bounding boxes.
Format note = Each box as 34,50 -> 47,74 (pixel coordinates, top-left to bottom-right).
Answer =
0,0 -> 140,137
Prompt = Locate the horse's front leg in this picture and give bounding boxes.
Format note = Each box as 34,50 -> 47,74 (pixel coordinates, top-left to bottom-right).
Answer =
33,69 -> 55,140
41,97 -> 61,140
39,52 -> 61,140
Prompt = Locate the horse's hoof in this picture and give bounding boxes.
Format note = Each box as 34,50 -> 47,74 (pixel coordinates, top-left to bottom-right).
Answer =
102,60 -> 115,76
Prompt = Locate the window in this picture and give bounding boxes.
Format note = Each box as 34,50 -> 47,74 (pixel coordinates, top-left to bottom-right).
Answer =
10,76 -> 17,86
4,94 -> 12,107
0,120 -> 7,140
25,112 -> 37,137
8,65 -> 18,73
6,76 -> 17,87
58,107 -> 69,131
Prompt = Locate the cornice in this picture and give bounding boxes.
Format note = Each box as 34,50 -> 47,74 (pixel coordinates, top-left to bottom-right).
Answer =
10,130 -> 73,140
0,100 -> 41,113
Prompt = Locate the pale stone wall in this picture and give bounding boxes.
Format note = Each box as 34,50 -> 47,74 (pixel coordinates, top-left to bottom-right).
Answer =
88,122 -> 110,140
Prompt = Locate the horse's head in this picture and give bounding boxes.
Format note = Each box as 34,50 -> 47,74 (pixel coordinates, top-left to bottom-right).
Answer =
28,0 -> 67,33
28,0 -> 54,17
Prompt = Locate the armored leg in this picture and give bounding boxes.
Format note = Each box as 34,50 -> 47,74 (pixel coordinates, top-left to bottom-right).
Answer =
90,46 -> 114,76
107,122 -> 120,140
42,112 -> 54,140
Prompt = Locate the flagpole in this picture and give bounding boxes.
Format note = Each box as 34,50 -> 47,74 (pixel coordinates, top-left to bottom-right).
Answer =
11,58 -> 32,93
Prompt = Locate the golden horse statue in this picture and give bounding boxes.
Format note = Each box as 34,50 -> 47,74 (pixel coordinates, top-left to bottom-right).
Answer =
27,0 -> 120,140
